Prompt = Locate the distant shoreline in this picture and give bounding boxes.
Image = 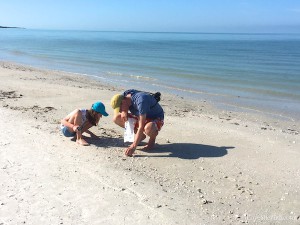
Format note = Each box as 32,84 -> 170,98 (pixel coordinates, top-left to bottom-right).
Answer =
0,26 -> 24,29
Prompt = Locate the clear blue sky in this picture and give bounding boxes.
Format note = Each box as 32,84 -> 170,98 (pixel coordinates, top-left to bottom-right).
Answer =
1,0 -> 300,33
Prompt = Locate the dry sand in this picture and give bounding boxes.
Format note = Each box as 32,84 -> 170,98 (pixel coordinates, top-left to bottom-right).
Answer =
0,61 -> 299,225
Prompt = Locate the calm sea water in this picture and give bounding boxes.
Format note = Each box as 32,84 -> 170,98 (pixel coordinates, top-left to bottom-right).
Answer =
1,29 -> 300,120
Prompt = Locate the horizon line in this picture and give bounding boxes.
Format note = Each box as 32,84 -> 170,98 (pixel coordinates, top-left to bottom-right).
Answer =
5,27 -> 300,35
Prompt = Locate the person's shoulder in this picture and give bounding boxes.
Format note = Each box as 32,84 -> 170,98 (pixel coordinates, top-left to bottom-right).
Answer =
124,89 -> 139,97
71,108 -> 80,113
72,108 -> 84,115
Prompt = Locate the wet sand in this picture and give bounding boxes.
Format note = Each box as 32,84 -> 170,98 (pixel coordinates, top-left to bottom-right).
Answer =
0,61 -> 299,224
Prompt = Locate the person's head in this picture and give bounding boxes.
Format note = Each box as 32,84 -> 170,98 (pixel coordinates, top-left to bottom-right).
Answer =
110,94 -> 124,116
87,101 -> 108,126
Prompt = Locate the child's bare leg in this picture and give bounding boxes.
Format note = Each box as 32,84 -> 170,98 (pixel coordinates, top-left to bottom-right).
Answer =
76,135 -> 89,146
141,133 -> 147,142
72,111 -> 88,145
142,122 -> 158,150
134,127 -> 146,143
142,137 -> 156,150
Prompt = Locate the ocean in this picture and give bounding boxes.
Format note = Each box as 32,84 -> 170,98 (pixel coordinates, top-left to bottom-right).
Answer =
1,29 -> 300,120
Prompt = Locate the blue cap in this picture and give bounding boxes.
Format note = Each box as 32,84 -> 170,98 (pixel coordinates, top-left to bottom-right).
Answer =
92,101 -> 109,116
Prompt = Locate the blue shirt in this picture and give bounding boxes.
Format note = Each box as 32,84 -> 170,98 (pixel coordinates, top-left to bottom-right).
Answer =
123,90 -> 164,120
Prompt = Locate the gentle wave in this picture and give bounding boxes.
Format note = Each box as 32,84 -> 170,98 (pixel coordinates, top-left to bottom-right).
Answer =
107,71 -> 156,81
0,29 -> 300,120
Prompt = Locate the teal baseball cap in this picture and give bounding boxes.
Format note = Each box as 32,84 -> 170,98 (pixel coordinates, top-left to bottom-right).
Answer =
92,101 -> 109,116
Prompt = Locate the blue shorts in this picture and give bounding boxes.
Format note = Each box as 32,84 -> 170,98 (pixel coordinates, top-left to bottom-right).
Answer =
61,126 -> 76,137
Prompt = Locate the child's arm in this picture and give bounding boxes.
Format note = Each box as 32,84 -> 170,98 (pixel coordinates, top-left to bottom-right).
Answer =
81,121 -> 98,137
61,109 -> 80,131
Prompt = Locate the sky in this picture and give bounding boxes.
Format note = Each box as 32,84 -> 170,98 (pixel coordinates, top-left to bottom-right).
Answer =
1,0 -> 300,33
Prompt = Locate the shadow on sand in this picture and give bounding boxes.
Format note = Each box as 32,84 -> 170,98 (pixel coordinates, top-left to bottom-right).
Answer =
73,135 -> 234,160
137,143 -> 235,159
72,136 -> 124,148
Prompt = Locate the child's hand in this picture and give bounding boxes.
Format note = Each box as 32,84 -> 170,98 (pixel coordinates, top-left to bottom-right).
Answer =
121,111 -> 128,122
125,145 -> 135,157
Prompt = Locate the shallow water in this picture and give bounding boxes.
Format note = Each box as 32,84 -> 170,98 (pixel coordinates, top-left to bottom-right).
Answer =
1,29 -> 300,120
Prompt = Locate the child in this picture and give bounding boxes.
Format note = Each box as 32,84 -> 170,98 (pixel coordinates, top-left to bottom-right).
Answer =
111,89 -> 164,156
61,101 -> 109,145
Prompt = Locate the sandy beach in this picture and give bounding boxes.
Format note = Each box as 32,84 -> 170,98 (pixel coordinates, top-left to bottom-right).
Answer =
0,61 -> 299,224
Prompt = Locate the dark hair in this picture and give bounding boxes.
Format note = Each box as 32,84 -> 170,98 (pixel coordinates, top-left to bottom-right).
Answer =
151,92 -> 161,102
86,109 -> 99,126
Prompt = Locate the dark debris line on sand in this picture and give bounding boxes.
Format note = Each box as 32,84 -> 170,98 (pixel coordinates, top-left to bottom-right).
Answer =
1,90 -> 56,119
0,90 -> 23,100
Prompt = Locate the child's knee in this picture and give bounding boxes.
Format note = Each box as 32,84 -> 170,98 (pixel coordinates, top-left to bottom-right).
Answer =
144,122 -> 157,137
112,114 -> 124,127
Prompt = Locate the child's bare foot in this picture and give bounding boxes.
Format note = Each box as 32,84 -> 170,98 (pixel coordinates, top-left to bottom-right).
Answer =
141,138 -> 155,151
141,144 -> 155,151
142,136 -> 156,151
76,138 -> 89,146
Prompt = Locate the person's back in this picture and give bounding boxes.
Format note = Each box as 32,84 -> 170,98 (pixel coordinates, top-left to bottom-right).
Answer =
129,91 -> 164,120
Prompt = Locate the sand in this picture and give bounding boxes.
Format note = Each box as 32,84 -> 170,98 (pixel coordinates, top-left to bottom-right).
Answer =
0,61 -> 299,225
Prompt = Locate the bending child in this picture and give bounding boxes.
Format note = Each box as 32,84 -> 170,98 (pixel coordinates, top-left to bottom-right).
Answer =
111,89 -> 164,156
61,101 -> 109,145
